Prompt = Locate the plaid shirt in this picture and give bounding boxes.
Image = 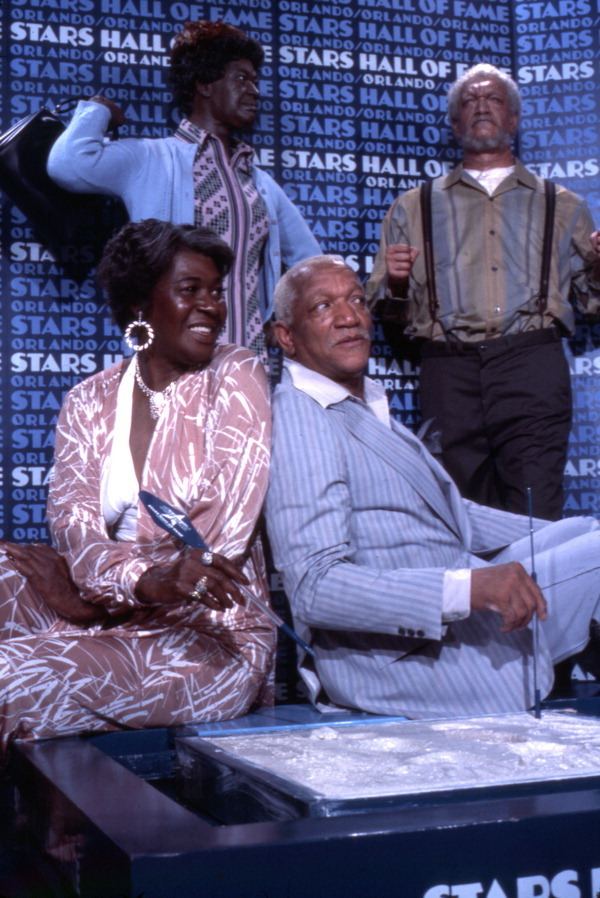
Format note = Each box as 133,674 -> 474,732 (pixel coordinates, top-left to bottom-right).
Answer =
367,160 -> 600,342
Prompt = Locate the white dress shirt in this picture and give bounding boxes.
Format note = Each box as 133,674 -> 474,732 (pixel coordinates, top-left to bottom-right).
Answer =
463,165 -> 515,195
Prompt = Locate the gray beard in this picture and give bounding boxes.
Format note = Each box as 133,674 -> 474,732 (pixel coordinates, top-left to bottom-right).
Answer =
460,129 -> 513,153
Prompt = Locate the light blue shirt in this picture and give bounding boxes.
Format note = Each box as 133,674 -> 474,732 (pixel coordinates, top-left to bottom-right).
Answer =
48,101 -> 321,323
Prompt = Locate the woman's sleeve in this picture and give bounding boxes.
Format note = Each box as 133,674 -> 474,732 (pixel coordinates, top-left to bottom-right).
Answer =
47,352 -> 271,612
184,350 -> 272,559
46,378 -> 164,614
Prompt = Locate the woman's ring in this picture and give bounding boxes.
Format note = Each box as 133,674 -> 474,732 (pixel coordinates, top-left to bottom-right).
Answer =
201,551 -> 214,566
190,575 -> 209,601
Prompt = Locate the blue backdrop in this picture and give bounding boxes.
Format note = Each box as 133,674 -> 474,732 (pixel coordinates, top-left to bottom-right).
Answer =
0,1 -> 599,694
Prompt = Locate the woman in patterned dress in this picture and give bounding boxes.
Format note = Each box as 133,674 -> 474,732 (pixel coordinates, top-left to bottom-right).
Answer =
0,219 -> 275,750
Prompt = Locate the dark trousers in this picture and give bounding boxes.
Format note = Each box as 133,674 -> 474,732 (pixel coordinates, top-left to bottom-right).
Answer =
419,329 -> 572,520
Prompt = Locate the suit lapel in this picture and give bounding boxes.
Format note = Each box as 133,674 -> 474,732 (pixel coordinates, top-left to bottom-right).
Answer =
339,400 -> 464,540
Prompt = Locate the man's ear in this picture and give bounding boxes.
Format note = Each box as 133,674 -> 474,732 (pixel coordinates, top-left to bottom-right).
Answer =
273,321 -> 296,356
195,81 -> 212,100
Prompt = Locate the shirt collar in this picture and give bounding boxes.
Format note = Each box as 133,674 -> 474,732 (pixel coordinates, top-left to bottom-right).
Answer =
443,158 -> 538,191
284,359 -> 390,427
175,118 -> 254,169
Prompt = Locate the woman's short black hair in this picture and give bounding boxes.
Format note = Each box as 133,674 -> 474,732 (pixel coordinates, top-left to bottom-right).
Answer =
169,20 -> 264,116
98,219 -> 234,331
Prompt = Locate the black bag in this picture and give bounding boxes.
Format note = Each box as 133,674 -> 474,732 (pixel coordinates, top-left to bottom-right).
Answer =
0,101 -> 127,281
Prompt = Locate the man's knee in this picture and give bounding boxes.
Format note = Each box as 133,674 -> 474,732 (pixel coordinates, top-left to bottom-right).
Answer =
562,515 -> 600,537
539,515 -> 600,549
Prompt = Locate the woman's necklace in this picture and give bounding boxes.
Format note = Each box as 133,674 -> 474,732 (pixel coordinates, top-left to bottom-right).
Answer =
134,355 -> 176,420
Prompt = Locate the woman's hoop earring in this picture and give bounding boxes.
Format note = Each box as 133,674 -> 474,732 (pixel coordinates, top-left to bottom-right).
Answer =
124,311 -> 155,353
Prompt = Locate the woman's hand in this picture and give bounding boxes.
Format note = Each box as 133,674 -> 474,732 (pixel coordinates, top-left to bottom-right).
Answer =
134,549 -> 249,612
1,542 -> 109,625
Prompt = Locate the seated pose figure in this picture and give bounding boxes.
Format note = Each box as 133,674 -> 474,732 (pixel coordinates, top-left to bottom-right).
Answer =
0,219 -> 275,750
266,255 -> 600,719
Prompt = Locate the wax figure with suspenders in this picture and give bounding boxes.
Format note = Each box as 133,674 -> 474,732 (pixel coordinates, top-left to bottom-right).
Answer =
367,63 -> 600,520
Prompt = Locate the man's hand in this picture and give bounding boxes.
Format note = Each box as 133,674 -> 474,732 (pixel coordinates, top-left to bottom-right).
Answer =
385,243 -> 419,282
590,230 -> 600,259
89,95 -> 126,129
471,562 -> 547,632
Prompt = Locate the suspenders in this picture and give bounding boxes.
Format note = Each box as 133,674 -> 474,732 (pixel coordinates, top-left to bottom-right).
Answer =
538,180 -> 556,314
419,179 -> 438,324
419,178 -> 556,327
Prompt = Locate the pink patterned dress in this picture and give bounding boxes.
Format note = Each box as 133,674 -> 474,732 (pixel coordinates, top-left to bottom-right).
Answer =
0,345 -> 275,748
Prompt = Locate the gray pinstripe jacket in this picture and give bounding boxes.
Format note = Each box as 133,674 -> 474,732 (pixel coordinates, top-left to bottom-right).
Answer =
266,370 -> 554,719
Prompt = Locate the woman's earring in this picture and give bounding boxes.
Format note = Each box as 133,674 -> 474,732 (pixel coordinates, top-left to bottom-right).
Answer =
124,311 -> 155,352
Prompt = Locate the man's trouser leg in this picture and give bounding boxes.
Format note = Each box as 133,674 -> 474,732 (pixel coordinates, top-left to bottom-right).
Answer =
419,352 -> 501,507
493,516 -> 600,664
481,334 -> 571,520
419,330 -> 571,519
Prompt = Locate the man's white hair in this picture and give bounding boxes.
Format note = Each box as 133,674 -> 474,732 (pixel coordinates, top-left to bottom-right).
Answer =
447,63 -> 521,124
273,254 -> 353,326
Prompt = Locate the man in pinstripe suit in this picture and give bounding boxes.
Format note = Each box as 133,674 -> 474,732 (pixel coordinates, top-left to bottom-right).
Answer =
265,255 -> 600,718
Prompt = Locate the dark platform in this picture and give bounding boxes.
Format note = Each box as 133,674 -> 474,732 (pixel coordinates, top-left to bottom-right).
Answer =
6,686 -> 600,898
